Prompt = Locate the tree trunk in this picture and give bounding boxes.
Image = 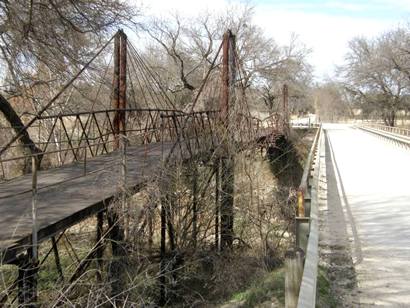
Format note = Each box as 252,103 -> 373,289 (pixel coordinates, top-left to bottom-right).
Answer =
0,94 -> 42,163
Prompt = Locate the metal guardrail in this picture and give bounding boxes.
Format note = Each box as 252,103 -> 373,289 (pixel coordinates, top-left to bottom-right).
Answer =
360,123 -> 410,137
285,124 -> 323,308
297,125 -> 323,308
358,124 -> 410,145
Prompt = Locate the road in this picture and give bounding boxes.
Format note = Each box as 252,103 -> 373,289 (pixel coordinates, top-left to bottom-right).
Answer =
321,124 -> 410,307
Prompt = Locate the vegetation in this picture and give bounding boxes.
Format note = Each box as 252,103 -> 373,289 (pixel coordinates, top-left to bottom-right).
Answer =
4,0 -> 399,306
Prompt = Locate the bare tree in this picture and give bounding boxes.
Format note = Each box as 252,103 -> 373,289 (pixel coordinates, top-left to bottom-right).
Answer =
341,29 -> 410,126
311,82 -> 352,122
142,5 -> 312,113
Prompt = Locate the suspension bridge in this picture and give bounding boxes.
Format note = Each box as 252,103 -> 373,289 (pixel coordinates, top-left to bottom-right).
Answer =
2,27 -> 409,308
0,29 -> 290,306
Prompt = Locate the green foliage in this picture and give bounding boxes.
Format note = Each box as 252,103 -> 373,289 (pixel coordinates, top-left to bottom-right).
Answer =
316,266 -> 338,308
229,268 -> 285,307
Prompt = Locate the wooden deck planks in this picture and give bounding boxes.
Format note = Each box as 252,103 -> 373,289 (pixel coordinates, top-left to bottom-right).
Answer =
0,142 -> 174,263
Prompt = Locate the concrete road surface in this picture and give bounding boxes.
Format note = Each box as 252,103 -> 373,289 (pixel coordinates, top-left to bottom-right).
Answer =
322,123 -> 410,307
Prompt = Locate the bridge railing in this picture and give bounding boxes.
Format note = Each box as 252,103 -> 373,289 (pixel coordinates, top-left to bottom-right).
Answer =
360,123 -> 410,138
0,108 -> 186,180
0,107 -> 278,180
160,110 -> 218,160
286,124 -> 322,308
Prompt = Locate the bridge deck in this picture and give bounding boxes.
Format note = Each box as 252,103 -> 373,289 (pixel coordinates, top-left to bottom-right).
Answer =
322,124 -> 410,306
0,142 -> 174,263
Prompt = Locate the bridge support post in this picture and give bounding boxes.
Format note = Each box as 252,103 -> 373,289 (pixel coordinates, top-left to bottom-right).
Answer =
17,155 -> 39,306
282,84 -> 290,138
220,157 -> 234,249
219,30 -> 236,250
106,28 -> 128,304
95,211 -> 104,282
159,194 -> 167,306
192,163 -> 198,249
17,250 -> 38,307
158,168 -> 178,306
107,209 -> 127,303
214,160 -> 220,251
112,29 -> 127,150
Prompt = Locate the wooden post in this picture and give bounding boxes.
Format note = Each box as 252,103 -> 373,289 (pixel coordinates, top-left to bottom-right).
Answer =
285,248 -> 304,308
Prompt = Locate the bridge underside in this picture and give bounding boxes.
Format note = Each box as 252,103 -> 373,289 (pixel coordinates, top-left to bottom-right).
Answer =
0,131 -> 285,265
0,142 -> 173,264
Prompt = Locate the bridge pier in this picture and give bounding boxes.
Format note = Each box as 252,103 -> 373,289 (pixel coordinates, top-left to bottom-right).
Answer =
214,160 -> 220,251
218,29 -> 236,251
220,156 -> 234,249
191,163 -> 199,248
16,250 -> 38,307
95,211 -> 104,282
107,208 -> 127,303
158,163 -> 178,306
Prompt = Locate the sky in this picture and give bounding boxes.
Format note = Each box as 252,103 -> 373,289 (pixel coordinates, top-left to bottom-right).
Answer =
139,0 -> 410,81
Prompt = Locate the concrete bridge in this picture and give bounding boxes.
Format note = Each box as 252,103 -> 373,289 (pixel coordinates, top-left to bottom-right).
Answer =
296,123 -> 410,307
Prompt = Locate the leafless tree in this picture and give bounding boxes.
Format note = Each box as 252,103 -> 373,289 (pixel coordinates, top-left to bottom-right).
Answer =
142,5 -> 312,112
341,28 -> 410,126
0,0 -> 141,155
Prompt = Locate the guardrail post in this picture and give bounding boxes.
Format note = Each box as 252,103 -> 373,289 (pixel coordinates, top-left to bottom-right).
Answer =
285,248 -> 304,308
296,189 -> 310,252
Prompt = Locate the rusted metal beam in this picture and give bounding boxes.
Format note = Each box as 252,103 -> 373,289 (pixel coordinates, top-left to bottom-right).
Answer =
215,160 -> 220,251
112,32 -> 121,149
220,31 -> 230,123
159,197 -> 167,306
95,211 -> 104,282
283,84 -> 290,136
219,30 -> 236,250
17,249 -> 38,307
119,30 -> 127,137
